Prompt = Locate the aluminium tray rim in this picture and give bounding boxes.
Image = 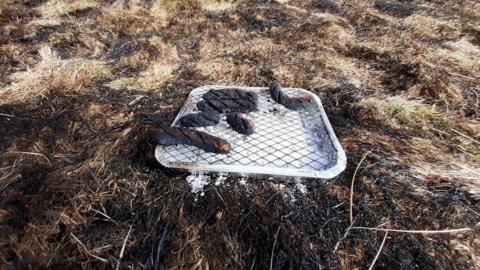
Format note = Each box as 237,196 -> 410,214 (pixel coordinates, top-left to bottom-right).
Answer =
155,85 -> 347,179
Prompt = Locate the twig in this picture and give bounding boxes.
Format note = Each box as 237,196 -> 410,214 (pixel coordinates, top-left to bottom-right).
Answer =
0,170 -> 16,182
446,71 -> 475,80
128,95 -> 146,106
0,165 -> 16,171
333,218 -> 356,254
455,147 -> 474,157
0,171 -> 19,191
0,113 -> 15,118
91,245 -> 113,253
116,224 -> 133,270
70,233 -> 109,263
350,148 -> 375,223
159,104 -> 174,109
351,226 -> 472,234
430,127 -> 449,136
270,226 -> 281,270
368,231 -> 388,270
460,202 -> 480,218
451,129 -> 480,146
249,257 -> 256,270
6,151 -> 51,164
213,187 -> 228,209
90,208 -> 117,223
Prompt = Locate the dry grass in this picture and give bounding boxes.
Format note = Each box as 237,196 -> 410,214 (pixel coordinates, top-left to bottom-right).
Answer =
38,0 -> 103,18
450,135 -> 480,155
411,162 -> 480,200
99,2 -> 168,35
1,47 -> 111,104
137,61 -> 179,89
0,1 -> 13,16
360,95 -> 451,130
431,38 -> 480,77
106,61 -> 180,90
158,0 -> 201,11
195,58 -> 255,84
202,0 -> 234,11
414,69 -> 465,105
404,15 -> 463,40
48,23 -> 108,56
106,37 -> 180,90
0,1 -> 28,22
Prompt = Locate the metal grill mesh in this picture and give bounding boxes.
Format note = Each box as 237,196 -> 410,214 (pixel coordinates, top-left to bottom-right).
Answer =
156,86 -> 343,178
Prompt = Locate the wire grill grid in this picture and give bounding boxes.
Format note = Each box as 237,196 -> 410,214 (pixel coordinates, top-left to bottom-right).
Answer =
156,86 -> 346,179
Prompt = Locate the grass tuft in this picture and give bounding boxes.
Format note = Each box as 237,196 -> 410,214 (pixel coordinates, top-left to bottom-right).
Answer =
48,23 -> 108,56
99,2 -> 168,35
360,95 -> 452,130
159,0 -> 201,11
38,0 -> 102,18
1,47 -> 112,104
201,0 -> 234,11
404,15 -> 462,40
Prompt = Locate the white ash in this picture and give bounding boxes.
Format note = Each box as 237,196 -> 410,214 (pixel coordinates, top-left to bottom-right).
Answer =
295,181 -> 308,194
215,173 -> 228,186
186,173 -> 210,195
239,177 -> 247,186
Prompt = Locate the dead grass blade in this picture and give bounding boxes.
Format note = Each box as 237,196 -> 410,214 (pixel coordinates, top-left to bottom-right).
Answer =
71,233 -> 109,263
116,224 -> 133,270
350,148 -> 375,223
333,219 -> 355,254
90,208 -> 117,223
270,226 -> 281,270
451,129 -> 480,146
145,226 -> 169,270
351,226 -> 473,234
6,151 -> 51,164
368,231 -> 388,270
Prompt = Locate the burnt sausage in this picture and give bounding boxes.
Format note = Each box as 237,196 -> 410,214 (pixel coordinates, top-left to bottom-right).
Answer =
178,111 -> 220,127
155,127 -> 231,154
226,113 -> 255,135
269,81 -> 314,110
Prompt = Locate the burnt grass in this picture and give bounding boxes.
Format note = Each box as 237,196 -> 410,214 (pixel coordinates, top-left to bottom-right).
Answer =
1,0 -> 480,269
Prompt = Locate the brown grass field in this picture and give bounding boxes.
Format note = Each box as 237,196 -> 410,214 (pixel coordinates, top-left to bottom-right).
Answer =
1,0 -> 479,269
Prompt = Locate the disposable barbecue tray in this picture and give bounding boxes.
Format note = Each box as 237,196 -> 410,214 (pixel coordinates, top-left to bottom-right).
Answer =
155,85 -> 346,179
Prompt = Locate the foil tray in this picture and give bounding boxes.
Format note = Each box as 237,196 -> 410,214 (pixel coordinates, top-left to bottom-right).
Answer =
155,85 -> 346,179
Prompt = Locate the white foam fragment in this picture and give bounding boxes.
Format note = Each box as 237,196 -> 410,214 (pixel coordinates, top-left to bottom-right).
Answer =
186,173 -> 210,195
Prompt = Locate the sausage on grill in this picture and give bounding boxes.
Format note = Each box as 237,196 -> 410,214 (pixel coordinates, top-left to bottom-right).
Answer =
269,81 -> 314,110
197,88 -> 258,113
178,111 -> 220,127
197,98 -> 257,113
203,88 -> 258,102
226,113 -> 255,135
155,127 -> 231,154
